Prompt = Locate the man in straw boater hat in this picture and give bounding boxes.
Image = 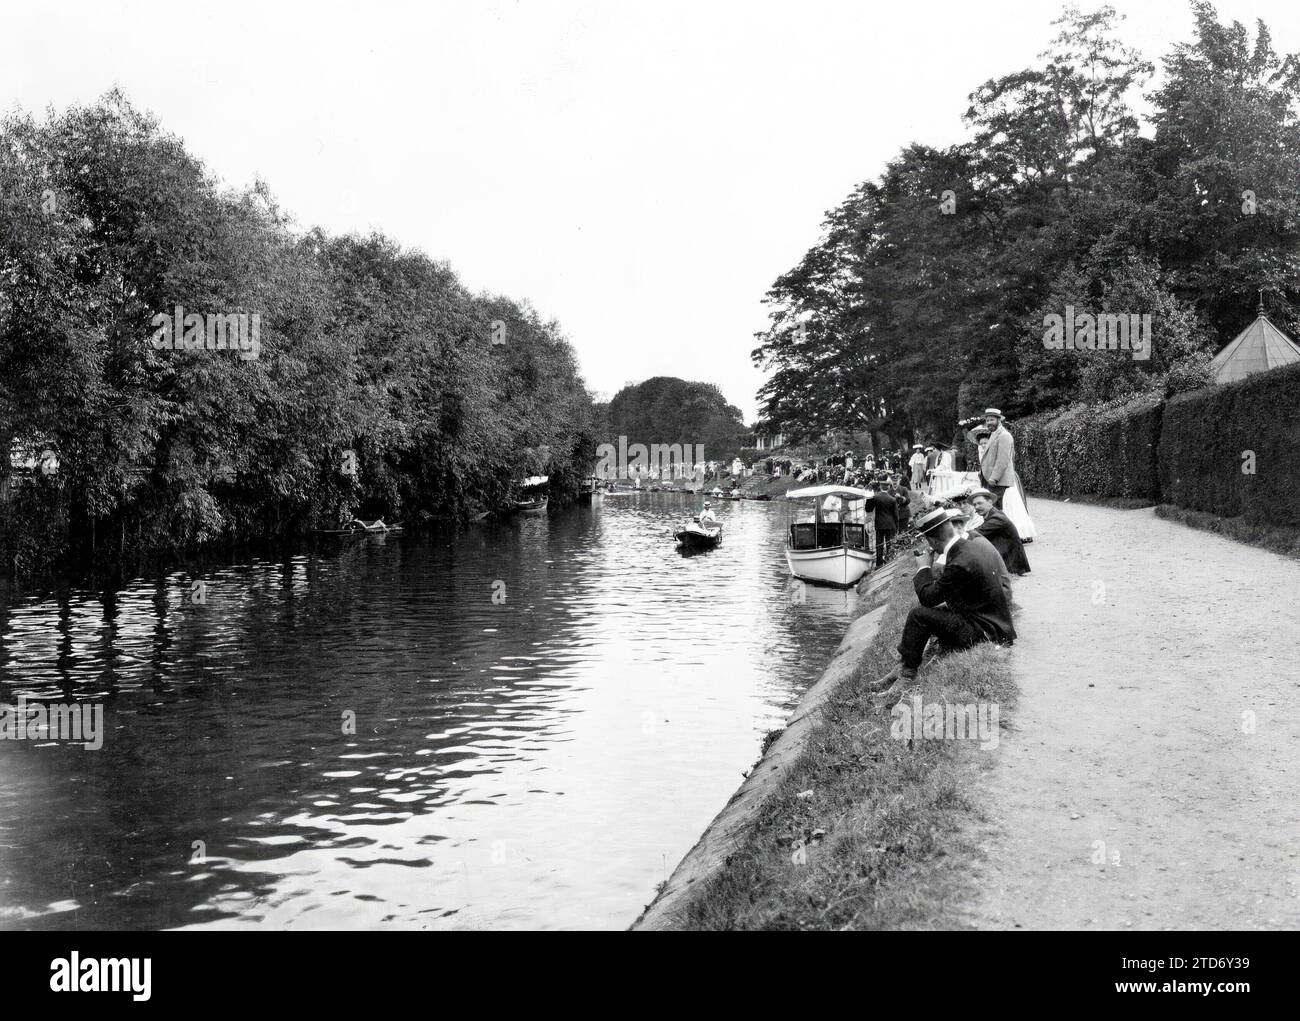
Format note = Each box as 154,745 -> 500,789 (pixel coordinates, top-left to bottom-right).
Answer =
969,487 -> 1030,575
977,407 -> 1016,508
868,505 -> 1016,693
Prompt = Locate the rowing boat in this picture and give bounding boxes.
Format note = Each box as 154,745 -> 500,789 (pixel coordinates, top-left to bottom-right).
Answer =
673,522 -> 722,550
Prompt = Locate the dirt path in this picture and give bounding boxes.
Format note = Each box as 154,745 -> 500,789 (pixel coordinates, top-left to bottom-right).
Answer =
962,498 -> 1300,930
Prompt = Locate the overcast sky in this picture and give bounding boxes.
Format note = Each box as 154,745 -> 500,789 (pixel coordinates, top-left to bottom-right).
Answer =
4,0 -> 1300,421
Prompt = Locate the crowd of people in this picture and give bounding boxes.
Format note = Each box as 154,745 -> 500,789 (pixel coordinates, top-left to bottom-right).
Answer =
870,407 -> 1034,695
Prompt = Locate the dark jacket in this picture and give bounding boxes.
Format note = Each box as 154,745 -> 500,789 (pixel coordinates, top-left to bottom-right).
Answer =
975,508 -> 1031,575
867,490 -> 898,532
895,488 -> 912,529
914,534 -> 1016,643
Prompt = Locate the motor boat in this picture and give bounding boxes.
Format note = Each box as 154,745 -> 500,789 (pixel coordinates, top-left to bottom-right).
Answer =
783,485 -> 874,588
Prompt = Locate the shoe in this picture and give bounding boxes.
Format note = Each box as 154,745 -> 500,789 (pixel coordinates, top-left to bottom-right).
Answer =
866,664 -> 916,692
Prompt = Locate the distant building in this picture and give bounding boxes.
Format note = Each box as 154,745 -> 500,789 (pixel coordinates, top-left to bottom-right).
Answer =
754,430 -> 786,451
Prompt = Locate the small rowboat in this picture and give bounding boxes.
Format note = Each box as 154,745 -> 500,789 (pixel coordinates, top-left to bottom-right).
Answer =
316,520 -> 403,535
673,522 -> 722,550
509,476 -> 550,516
512,495 -> 549,515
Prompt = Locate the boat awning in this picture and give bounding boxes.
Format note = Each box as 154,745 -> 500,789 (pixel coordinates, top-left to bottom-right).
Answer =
785,485 -> 872,500
520,475 -> 549,487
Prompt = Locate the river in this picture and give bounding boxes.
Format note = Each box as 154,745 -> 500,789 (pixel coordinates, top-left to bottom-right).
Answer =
0,493 -> 858,930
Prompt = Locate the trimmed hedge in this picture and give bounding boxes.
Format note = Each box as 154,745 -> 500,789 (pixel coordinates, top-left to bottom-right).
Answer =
1014,363 -> 1300,529
1014,394 -> 1163,503
1159,361 -> 1300,527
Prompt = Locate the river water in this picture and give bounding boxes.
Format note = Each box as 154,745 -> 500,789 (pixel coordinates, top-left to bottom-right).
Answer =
0,493 -> 858,930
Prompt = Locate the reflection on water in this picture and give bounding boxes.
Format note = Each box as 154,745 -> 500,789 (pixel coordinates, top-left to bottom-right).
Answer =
0,494 -> 856,930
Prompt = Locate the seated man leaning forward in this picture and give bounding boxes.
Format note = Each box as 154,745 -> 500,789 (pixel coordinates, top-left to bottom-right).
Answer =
870,506 -> 1016,692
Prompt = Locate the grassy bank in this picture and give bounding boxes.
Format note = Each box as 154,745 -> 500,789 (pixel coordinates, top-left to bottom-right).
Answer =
1154,503 -> 1300,560
658,563 -> 1018,930
1028,491 -> 1154,512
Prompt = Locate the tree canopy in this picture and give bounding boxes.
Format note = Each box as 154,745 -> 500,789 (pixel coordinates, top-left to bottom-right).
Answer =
597,376 -> 748,462
1,91 -> 596,573
752,2 -> 1300,447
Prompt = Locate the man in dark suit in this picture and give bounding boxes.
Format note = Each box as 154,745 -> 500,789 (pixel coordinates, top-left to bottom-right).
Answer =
894,483 -> 912,531
970,489 -> 1030,575
870,507 -> 1016,691
866,485 -> 898,565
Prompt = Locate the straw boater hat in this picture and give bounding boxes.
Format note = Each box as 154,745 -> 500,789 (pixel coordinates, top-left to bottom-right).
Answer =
912,443 -> 923,449
914,507 -> 952,535
968,487 -> 995,500
984,407 -> 1003,419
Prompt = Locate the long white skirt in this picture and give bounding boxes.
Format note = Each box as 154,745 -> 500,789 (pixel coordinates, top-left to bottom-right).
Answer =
1002,478 -> 1036,541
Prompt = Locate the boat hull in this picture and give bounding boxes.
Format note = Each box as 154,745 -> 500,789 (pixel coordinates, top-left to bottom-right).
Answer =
674,525 -> 721,550
785,545 -> 873,588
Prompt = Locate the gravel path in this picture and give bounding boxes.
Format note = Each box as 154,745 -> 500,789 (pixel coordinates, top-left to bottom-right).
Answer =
963,498 -> 1300,930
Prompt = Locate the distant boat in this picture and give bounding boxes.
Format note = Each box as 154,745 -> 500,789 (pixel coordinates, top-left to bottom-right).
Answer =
510,476 -> 549,516
783,485 -> 873,588
316,519 -> 403,535
673,521 -> 722,551
578,476 -> 604,504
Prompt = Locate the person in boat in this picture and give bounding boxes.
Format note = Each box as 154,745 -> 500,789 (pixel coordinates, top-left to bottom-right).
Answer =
869,506 -> 1016,693
350,518 -> 388,531
698,501 -> 719,528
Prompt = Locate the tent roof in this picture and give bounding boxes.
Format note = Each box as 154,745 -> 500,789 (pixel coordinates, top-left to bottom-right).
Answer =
1211,312 -> 1300,384
786,485 -> 872,500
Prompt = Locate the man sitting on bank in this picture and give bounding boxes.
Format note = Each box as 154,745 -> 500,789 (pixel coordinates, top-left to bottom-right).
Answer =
970,488 -> 1030,575
870,506 -> 1016,692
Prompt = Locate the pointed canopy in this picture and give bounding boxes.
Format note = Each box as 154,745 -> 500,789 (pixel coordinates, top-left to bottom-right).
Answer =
1211,307 -> 1300,384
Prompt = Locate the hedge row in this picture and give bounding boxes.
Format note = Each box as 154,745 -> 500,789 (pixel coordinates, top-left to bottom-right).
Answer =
1014,394 -> 1164,502
1013,363 -> 1300,529
1159,361 -> 1300,527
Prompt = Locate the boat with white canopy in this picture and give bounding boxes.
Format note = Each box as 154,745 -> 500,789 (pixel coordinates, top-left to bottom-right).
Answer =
511,475 -> 550,515
783,484 -> 874,588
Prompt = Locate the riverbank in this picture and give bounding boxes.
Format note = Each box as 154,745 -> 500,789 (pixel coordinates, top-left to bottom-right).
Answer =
633,554 -> 1018,930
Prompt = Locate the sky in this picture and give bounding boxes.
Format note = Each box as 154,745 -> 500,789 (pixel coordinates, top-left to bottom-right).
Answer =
4,0 -> 1300,422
